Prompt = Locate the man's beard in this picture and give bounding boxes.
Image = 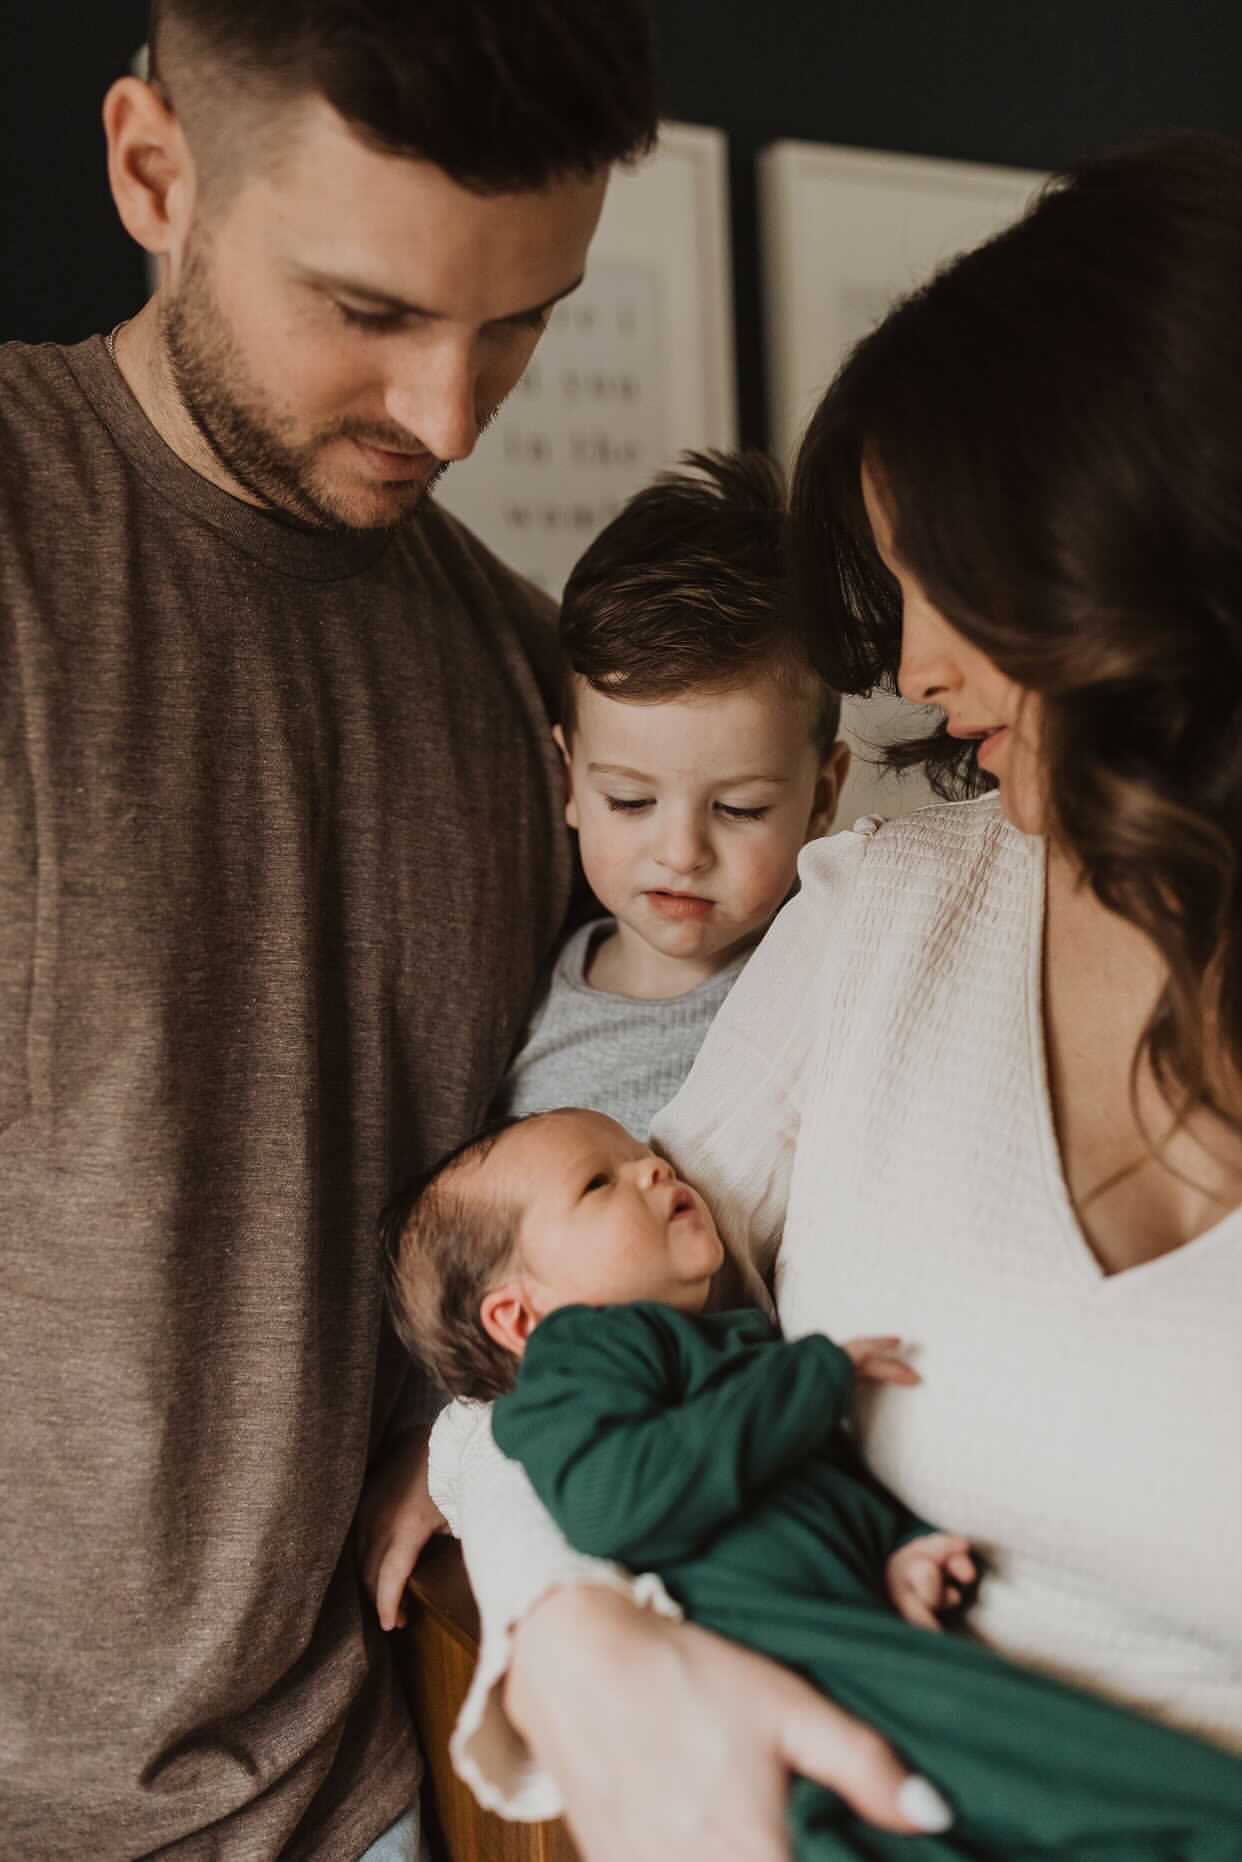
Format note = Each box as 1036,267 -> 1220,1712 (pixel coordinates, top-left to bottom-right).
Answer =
161,241 -> 452,532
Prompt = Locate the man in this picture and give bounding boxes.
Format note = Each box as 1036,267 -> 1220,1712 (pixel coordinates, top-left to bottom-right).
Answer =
0,4 -> 654,1856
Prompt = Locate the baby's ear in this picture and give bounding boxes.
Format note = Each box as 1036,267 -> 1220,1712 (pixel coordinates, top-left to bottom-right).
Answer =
480,1280 -> 540,1360
551,725 -> 579,831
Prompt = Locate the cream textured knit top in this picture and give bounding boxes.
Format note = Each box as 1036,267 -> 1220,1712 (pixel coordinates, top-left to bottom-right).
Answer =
431,798 -> 1242,1818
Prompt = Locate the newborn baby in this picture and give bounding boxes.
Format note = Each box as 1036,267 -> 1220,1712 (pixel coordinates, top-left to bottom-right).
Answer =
383,1108 -> 1242,1860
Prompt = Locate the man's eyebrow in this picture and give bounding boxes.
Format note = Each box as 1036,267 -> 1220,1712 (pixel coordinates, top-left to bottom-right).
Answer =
586,762 -> 791,785
295,268 -> 585,325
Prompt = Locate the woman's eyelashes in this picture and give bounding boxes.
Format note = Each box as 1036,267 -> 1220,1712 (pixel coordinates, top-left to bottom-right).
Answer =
602,796 -> 771,822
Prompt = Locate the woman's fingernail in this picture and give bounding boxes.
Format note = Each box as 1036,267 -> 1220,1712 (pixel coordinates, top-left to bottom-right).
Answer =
897,1775 -> 954,1832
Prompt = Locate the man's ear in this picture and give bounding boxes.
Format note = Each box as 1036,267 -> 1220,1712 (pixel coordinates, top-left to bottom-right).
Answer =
480,1278 -> 542,1360
103,76 -> 195,267
807,740 -> 852,840
551,724 -> 579,832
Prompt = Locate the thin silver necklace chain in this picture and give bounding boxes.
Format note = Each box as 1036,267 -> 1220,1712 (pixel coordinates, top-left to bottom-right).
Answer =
105,318 -> 130,364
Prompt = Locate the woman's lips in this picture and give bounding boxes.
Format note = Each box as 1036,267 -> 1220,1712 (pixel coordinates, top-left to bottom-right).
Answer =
645,891 -> 713,921
975,726 -> 1009,770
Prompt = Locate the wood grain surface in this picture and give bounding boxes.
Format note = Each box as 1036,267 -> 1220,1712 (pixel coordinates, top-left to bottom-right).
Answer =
395,1535 -> 581,1862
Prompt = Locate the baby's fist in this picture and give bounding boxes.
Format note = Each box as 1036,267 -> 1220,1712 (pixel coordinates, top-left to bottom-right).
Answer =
886,1534 -> 977,1631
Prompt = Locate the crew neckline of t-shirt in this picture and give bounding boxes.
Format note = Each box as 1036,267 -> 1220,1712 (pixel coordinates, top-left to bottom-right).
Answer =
562,917 -> 750,1003
63,335 -> 394,584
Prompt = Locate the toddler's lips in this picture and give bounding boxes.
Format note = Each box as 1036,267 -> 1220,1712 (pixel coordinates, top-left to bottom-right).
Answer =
646,891 -> 713,921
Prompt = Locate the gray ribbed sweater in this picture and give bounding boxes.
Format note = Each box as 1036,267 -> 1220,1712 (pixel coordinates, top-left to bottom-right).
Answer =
497,919 -> 748,1140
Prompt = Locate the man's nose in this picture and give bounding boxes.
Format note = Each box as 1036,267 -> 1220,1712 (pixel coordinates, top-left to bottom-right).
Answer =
384,336 -> 481,465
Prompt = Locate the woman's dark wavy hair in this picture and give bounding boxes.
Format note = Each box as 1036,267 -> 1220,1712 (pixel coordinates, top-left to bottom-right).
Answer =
149,0 -> 657,192
791,132 -> 1242,1129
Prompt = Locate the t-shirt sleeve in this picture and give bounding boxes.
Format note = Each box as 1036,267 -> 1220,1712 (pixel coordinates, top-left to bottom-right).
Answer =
651,826 -> 871,1298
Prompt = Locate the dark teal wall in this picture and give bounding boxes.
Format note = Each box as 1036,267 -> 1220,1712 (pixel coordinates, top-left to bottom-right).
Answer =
653,0 -> 1241,442
3,2 -> 1238,440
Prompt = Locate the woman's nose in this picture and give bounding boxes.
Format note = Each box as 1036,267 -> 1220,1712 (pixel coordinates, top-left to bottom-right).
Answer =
897,607 -> 959,705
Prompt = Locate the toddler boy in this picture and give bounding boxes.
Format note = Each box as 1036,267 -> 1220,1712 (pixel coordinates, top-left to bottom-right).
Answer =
383,1107 -> 1242,1861
358,450 -> 847,1632
497,448 -> 850,1138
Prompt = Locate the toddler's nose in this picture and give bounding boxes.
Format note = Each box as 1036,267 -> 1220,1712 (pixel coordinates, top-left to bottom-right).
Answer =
655,813 -> 711,875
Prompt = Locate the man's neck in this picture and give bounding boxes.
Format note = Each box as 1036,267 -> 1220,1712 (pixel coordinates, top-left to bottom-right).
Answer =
110,300 -> 265,508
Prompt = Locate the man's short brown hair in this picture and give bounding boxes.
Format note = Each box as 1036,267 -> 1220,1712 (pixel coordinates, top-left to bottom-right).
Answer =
149,0 -> 657,204
559,450 -> 841,752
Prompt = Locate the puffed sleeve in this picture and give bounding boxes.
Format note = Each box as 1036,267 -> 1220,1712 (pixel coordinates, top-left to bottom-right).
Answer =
651,825 -> 872,1298
427,1398 -> 682,1821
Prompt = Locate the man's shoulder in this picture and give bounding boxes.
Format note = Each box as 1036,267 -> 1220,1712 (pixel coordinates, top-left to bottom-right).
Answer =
398,498 -> 554,623
394,499 -> 561,708
0,339 -> 94,467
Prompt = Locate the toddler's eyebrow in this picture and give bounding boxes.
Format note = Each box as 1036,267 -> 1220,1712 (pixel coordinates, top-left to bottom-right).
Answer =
587,762 -> 791,785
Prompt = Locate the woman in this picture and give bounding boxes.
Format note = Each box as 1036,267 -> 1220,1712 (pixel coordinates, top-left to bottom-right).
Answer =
435,133 -> 1242,1858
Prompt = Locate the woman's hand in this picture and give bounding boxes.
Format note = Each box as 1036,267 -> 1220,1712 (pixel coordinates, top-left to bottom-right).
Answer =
507,1587 -> 953,1859
354,1426 -> 447,1629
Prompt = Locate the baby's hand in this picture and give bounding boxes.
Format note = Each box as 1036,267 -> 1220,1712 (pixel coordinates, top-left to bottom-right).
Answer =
842,1335 -> 920,1387
886,1534 -> 977,1631
355,1428 -> 448,1630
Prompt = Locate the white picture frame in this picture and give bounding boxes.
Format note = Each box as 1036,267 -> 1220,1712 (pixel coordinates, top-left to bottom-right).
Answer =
760,140 -> 1045,827
434,121 -> 736,596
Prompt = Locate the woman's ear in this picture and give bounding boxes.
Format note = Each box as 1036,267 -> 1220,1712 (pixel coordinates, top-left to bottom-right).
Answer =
480,1278 -> 542,1360
103,76 -> 195,268
551,724 -> 580,831
807,740 -> 852,840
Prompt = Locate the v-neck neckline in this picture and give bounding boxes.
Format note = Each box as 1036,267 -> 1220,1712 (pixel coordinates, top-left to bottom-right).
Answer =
1024,835 -> 1242,1292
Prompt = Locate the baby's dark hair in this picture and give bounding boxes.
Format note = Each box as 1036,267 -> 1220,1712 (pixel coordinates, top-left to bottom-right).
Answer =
559,449 -> 841,752
380,1117 -> 529,1401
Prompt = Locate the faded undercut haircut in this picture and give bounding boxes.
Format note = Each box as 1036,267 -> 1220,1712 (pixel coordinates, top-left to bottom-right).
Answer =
380,1118 -> 530,1402
148,0 -> 657,195
559,450 -> 841,753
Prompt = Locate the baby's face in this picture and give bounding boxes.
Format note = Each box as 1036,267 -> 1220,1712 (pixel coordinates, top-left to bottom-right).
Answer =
484,1110 -> 724,1315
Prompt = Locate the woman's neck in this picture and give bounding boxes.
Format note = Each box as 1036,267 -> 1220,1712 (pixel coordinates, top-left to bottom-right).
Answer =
1042,845 -> 1242,1272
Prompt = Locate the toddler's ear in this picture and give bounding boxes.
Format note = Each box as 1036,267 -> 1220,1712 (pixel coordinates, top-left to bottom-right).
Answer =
480,1279 -> 540,1360
551,724 -> 580,831
808,740 -> 851,839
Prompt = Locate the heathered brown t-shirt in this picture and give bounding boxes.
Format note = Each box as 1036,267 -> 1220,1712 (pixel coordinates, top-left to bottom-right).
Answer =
0,338 -> 571,1859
